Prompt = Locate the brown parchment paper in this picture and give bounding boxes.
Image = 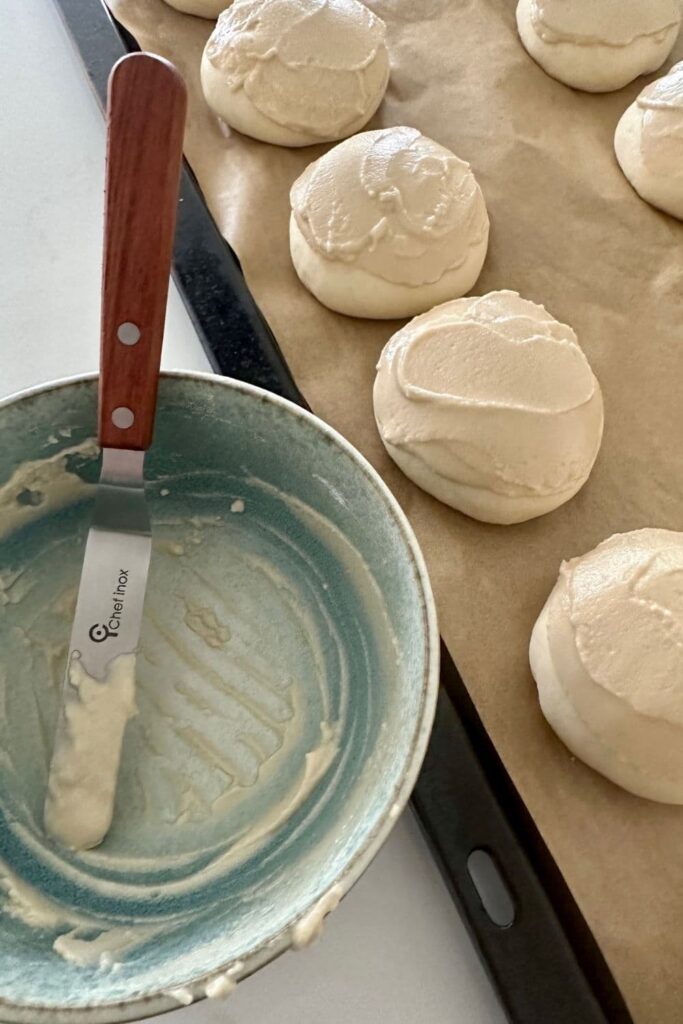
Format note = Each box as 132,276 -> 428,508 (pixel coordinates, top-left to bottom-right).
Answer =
108,1 -> 683,1019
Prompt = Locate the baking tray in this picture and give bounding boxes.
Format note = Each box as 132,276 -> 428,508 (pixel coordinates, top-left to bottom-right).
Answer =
52,3 -> 633,1021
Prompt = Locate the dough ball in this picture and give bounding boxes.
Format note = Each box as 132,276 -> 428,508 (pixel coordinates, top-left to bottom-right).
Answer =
373,290 -> 603,523
516,0 -> 681,93
530,530 -> 683,804
615,61 -> 683,220
200,0 -> 389,147
163,0 -> 228,17
290,127 -> 489,319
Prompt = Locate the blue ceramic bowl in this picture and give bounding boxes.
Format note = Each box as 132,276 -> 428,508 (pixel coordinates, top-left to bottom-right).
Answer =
0,372 -> 438,1022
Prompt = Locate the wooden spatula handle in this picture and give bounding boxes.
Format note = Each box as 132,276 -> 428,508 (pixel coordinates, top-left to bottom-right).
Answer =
99,53 -> 187,451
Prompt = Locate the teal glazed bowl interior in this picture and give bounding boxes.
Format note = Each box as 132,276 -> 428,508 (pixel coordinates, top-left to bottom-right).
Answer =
0,372 -> 438,1022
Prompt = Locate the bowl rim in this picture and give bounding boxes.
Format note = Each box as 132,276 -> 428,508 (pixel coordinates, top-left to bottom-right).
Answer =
0,370 -> 440,1023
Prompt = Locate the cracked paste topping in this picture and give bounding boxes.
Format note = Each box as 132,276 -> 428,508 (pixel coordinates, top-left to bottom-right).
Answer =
291,126 -> 489,287
374,290 -> 602,498
557,530 -> 683,724
637,61 -> 683,177
204,0 -> 388,137
529,0 -> 680,47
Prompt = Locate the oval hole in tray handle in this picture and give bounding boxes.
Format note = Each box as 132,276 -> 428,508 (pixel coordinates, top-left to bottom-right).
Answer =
467,848 -> 516,929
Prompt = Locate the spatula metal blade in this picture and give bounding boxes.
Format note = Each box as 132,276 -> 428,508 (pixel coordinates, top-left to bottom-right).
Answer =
65,448 -> 151,681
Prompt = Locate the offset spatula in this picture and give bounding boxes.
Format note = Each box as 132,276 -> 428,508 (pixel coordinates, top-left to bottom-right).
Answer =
44,53 -> 187,850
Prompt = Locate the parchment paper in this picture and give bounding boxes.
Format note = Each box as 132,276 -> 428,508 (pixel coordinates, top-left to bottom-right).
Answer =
108,2 -> 683,1019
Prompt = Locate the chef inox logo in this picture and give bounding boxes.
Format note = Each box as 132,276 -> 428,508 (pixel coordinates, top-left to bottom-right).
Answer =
88,569 -> 130,643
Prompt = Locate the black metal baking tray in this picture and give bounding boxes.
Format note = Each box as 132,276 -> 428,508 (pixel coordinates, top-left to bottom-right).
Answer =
52,3 -> 633,1021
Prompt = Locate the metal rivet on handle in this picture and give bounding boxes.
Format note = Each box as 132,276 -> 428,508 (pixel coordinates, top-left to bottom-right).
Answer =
112,407 -> 135,429
117,322 -> 140,345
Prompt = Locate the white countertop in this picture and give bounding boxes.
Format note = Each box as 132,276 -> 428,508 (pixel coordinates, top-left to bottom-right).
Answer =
0,3 -> 506,1021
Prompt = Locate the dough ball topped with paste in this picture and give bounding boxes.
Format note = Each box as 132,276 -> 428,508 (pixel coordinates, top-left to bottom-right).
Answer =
373,291 -> 603,523
163,0 -> 227,18
530,530 -> 683,804
615,61 -> 683,220
516,0 -> 681,93
289,127 -> 490,319
200,0 -> 389,147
